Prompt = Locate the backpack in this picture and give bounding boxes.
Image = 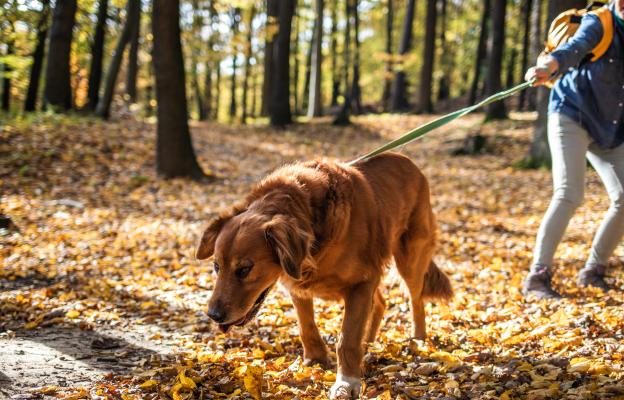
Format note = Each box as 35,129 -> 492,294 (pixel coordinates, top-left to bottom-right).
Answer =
542,2 -> 614,86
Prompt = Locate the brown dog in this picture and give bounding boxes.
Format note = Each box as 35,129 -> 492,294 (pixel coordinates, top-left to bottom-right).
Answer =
196,152 -> 452,399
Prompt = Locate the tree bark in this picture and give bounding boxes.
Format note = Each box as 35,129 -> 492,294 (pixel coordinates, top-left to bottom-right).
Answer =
24,0 -> 51,112
517,0 -> 532,110
301,18 -> 316,114
270,0 -> 295,126
1,40 -> 13,112
330,1 -> 340,106
469,0 -> 490,105
126,0 -> 141,103
417,0 -> 437,113
381,0 -> 393,111
437,0 -> 450,102
229,7 -> 241,121
526,0 -> 542,110
307,0 -> 324,118
261,0 -> 279,116
152,0 -> 205,179
203,0 -> 217,119
242,5 -> 256,124
484,0 -> 507,120
390,0 -> 417,112
351,0 -> 362,114
95,0 -> 140,118
214,61 -> 221,119
85,0 -> 108,111
333,0 -> 354,125
525,0 -> 585,167
44,0 -> 78,111
292,13 -> 300,114
505,47 -> 518,89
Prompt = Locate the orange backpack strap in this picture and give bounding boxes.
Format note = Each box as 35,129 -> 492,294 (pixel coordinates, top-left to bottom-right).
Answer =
589,6 -> 614,61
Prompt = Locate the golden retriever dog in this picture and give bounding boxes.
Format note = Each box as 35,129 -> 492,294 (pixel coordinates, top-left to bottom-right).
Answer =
196,152 -> 453,399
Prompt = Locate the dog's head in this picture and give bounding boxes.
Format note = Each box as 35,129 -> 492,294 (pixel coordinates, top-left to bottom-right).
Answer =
196,209 -> 311,332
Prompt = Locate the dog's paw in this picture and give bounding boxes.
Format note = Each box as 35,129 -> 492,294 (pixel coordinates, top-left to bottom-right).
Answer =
303,356 -> 332,369
328,374 -> 361,399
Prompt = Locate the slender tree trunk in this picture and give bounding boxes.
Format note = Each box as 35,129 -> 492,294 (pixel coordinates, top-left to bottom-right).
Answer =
517,0 -> 532,110
85,0 -> 108,110
192,60 -> 205,120
251,68 -> 258,117
44,0 -> 78,111
24,0 -> 51,112
95,0 -> 140,118
469,0 -> 490,105
525,0 -> 585,167
505,48 -> 517,88
330,1 -> 340,107
229,8 -> 241,121
437,0 -> 450,102
418,0 -> 437,113
484,0 -> 507,120
390,0 -> 417,112
261,0 -> 279,116
526,0 -> 542,110
333,0 -> 353,125
307,0 -> 324,117
203,0 -> 217,119
351,0 -> 362,114
152,0 -> 205,179
292,14 -> 300,114
126,0 -> 141,103
381,0 -> 393,111
1,40 -> 13,112
214,61 -> 221,119
300,24 -> 314,114
270,0 -> 295,126
242,6 -> 256,124
204,66 -> 213,119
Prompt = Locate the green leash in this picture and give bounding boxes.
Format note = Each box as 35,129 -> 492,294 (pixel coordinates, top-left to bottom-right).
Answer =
347,80 -> 535,165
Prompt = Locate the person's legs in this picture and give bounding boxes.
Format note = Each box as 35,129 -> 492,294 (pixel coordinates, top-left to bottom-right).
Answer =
579,142 -> 624,290
524,113 -> 590,298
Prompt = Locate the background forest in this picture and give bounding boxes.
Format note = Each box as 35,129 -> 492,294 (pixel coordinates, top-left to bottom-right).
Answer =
2,1 -> 624,399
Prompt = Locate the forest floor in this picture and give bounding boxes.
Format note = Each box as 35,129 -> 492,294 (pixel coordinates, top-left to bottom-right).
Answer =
1,112 -> 623,400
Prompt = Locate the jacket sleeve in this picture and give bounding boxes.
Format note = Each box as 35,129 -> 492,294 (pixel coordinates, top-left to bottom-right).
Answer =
550,14 -> 604,73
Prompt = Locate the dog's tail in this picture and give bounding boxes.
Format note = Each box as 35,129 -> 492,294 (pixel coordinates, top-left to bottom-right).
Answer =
421,261 -> 453,302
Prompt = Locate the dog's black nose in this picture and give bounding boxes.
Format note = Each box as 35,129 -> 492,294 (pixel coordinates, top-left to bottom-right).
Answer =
207,307 -> 226,323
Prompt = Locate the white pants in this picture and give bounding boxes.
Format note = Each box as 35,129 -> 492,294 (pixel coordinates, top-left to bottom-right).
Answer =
533,113 -> 624,267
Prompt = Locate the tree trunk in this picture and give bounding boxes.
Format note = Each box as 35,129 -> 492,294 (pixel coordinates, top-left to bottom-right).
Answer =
484,0 -> 507,120
437,0 -> 450,102
390,0 -> 417,112
126,0 -> 141,103
381,0 -> 393,111
517,0 -> 532,110
505,47 -> 517,89
292,14 -> 300,114
44,0 -> 78,111
270,0 -> 295,126
333,0 -> 353,125
24,0 -> 51,112
417,0 -> 437,113
525,0 -> 585,167
330,1 -> 340,106
214,61 -> 221,119
242,5 -> 256,124
351,0 -> 362,114
526,0 -> 542,110
95,0 -> 140,118
1,40 -> 13,112
152,0 -> 205,179
301,20 -> 315,114
261,0 -> 279,116
229,7 -> 241,121
192,60 -> 205,120
85,0 -> 108,111
251,67 -> 258,117
203,0 -> 217,119
307,0 -> 324,118
469,0 -> 490,105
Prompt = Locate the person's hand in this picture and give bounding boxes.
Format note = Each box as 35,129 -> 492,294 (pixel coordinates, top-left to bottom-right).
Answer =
525,55 -> 559,86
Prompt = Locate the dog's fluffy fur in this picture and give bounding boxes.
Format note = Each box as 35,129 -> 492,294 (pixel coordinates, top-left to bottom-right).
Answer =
197,152 -> 452,399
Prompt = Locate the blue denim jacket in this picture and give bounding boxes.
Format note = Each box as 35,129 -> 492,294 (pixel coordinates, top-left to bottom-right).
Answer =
549,4 -> 624,149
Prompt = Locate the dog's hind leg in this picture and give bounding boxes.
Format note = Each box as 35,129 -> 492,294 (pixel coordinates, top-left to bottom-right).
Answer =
393,219 -> 435,340
365,285 -> 386,343
291,295 -> 331,368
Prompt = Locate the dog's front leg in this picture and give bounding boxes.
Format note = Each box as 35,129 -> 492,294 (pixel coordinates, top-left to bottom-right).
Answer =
329,282 -> 376,400
291,295 -> 331,368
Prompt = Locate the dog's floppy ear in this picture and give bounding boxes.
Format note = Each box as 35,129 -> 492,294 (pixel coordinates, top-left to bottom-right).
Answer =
264,215 -> 311,280
196,205 -> 245,260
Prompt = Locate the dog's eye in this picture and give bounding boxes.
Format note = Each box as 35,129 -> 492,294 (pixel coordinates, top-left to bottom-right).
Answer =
213,263 -> 220,274
235,266 -> 252,279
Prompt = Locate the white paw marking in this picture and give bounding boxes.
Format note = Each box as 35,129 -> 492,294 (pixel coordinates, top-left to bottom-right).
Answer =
328,374 -> 361,399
